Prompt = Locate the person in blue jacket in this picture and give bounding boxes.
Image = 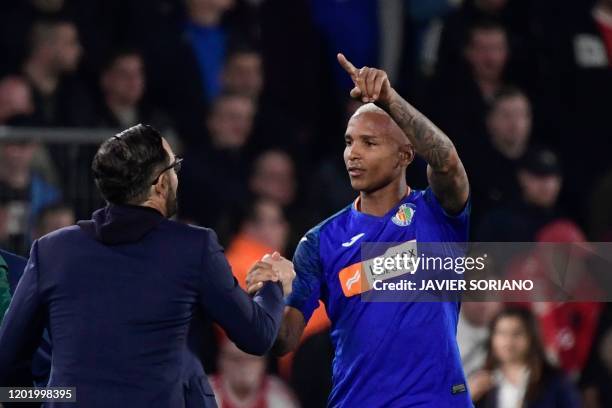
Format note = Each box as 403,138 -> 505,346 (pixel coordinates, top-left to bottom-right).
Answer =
0,124 -> 292,407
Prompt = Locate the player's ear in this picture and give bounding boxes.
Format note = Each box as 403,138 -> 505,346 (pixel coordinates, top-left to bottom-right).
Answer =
399,144 -> 415,167
153,172 -> 168,197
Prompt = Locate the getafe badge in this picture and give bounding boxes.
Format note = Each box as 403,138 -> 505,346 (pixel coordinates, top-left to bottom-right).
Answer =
391,203 -> 416,227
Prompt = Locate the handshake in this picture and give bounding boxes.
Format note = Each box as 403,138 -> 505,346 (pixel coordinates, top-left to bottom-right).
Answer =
245,252 -> 296,296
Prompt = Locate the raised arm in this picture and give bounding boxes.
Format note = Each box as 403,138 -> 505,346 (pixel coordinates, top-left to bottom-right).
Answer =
337,53 -> 469,214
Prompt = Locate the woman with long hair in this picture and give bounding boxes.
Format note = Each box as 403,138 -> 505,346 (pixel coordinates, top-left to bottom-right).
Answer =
469,307 -> 581,407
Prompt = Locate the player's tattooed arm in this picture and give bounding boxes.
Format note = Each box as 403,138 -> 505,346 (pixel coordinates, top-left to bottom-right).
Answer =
386,91 -> 469,214
271,307 -> 306,355
337,53 -> 469,214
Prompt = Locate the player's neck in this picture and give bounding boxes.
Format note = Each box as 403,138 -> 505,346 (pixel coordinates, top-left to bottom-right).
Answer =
358,180 -> 410,217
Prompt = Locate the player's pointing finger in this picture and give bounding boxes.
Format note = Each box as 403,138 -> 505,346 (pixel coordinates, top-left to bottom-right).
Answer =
337,53 -> 357,76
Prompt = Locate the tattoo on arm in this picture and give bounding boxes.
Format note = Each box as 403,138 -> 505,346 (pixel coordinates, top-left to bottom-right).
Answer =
383,91 -> 469,213
387,96 -> 453,171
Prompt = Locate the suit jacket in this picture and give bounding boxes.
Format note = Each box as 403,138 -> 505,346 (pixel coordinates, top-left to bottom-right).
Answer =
0,204 -> 285,407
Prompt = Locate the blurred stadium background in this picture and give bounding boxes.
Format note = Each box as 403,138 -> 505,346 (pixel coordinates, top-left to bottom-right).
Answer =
0,0 -> 611,407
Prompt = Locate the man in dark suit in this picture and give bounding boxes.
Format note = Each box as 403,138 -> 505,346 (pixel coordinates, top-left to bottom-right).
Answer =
0,124 -> 291,407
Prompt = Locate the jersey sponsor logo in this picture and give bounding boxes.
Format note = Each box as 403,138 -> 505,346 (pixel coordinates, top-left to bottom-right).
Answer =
342,233 -> 365,247
346,269 -> 361,291
337,240 -> 418,297
338,262 -> 364,297
391,203 -> 416,227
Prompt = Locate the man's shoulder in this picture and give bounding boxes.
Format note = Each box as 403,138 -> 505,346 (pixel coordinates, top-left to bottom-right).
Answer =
163,220 -> 216,237
39,225 -> 82,241
310,204 -> 353,236
39,222 -> 219,248
294,205 -> 352,263
162,220 -> 222,250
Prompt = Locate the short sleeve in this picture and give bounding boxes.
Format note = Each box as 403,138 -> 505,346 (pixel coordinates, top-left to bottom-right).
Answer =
423,187 -> 471,242
286,227 -> 323,323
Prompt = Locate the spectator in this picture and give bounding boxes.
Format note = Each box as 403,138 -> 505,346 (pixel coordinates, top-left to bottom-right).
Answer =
184,0 -> 238,103
258,0 -> 321,152
224,197 -> 330,381
0,140 -> 60,255
247,152 -> 331,379
221,44 -> 313,153
485,87 -> 531,162
403,0 -> 461,85
207,92 -> 256,149
225,197 -> 289,290
211,338 -> 299,408
470,307 -> 581,407
458,302 -> 503,377
424,19 -> 511,157
0,0 -> 68,75
309,0 -> 380,92
0,76 -> 34,123
470,86 -> 532,220
221,46 -> 263,100
249,150 -> 296,208
177,93 -> 255,241
32,202 -> 75,240
21,18 -> 94,127
507,221 -> 604,379
435,0 -> 532,82
463,18 -> 509,101
97,49 -> 174,136
544,0 -> 612,225
476,146 -> 563,242
581,303 -> 612,408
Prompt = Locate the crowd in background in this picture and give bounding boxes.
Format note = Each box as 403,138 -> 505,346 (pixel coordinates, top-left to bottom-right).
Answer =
0,0 -> 611,407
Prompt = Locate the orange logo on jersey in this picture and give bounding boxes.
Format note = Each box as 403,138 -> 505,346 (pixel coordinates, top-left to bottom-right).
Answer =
338,262 -> 369,297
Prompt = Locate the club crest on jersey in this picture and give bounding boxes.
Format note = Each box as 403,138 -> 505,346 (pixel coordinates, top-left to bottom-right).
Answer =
391,203 -> 416,227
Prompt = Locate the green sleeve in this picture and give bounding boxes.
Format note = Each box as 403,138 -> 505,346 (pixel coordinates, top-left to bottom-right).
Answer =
0,256 -> 10,325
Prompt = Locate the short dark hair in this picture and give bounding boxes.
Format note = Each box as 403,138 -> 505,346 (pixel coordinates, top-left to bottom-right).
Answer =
92,124 -> 169,205
35,202 -> 74,230
487,85 -> 530,115
207,91 -> 253,118
225,44 -> 261,63
28,18 -> 76,54
101,47 -> 143,74
465,18 -> 507,47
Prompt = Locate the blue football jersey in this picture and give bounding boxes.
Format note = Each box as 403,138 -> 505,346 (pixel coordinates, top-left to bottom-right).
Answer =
287,188 -> 472,407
